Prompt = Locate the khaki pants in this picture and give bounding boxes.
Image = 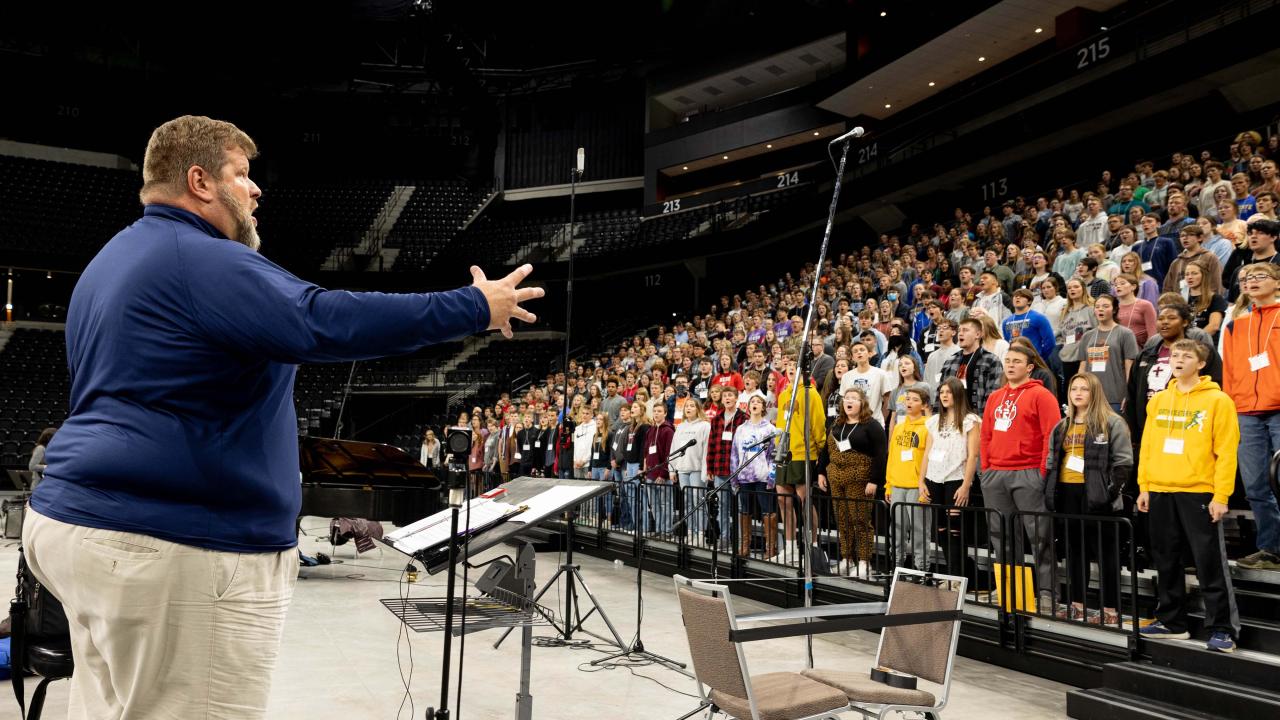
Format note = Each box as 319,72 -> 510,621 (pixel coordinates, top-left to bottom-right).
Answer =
22,509 -> 297,720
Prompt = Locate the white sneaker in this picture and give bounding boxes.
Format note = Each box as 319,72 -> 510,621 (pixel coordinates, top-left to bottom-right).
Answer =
856,561 -> 870,578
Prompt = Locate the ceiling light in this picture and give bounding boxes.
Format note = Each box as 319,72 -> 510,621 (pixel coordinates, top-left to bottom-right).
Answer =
879,11 -> 887,17
928,81 -> 935,87
813,131 -> 820,136
722,155 -> 729,160
978,56 -> 986,62
884,104 -> 891,109
766,144 -> 773,149
1034,27 -> 1043,33
682,166 -> 689,170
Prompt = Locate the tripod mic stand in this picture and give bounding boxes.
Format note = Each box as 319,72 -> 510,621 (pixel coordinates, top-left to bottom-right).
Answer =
589,444 -> 694,673
491,506 -> 626,650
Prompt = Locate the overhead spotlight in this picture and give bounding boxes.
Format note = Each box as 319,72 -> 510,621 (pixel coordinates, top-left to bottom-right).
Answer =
813,131 -> 820,136
978,56 -> 986,62
1100,26 -> 1108,30
682,166 -> 689,170
928,81 -> 935,87
46,271 -> 52,279
722,155 -> 729,160
880,11 -> 887,17
884,104 -> 891,109
766,144 -> 773,149
1034,27 -> 1043,33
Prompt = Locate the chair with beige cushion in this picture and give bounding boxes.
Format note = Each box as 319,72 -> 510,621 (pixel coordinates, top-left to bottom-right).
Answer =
801,567 -> 966,720
673,574 -> 850,720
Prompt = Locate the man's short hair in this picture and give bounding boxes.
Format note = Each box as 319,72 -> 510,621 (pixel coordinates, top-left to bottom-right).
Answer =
1179,224 -> 1205,239
1080,257 -> 1099,271
959,318 -> 983,334
1012,288 -> 1034,303
1204,161 -> 1225,173
140,116 -> 258,204
1250,218 -> 1280,238
980,270 -> 999,282
1171,338 -> 1208,363
1256,190 -> 1279,205
936,318 -> 957,332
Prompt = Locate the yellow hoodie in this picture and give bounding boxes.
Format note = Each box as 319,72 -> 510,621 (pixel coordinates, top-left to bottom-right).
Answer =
775,381 -> 827,461
1138,375 -> 1239,505
887,414 -> 929,491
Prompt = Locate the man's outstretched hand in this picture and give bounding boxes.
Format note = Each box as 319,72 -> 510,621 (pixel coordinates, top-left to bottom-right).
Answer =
471,264 -> 544,338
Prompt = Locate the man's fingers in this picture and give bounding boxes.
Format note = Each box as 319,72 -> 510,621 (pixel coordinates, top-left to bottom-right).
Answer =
511,306 -> 537,324
470,265 -> 487,283
503,263 -> 534,287
516,286 -> 546,302
500,321 -> 514,339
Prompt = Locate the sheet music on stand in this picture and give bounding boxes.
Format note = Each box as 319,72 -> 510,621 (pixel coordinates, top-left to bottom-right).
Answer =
382,495 -> 522,556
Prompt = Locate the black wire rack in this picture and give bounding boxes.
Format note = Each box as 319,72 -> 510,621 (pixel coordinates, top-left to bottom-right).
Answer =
381,587 -> 556,636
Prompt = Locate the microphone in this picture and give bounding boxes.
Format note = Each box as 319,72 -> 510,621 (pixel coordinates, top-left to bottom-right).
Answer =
828,126 -> 865,145
743,431 -> 778,450
576,147 -> 585,175
672,438 -> 696,454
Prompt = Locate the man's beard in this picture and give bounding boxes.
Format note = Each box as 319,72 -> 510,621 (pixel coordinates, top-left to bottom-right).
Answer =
217,185 -> 261,252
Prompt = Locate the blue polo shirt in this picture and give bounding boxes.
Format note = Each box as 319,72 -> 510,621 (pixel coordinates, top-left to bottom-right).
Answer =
32,205 -> 489,552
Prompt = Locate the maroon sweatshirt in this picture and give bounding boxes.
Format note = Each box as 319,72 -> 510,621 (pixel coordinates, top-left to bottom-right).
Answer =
644,420 -> 675,481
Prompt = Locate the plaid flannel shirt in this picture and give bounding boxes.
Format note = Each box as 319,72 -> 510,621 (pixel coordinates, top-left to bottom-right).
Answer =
706,408 -> 748,478
939,347 -> 1004,415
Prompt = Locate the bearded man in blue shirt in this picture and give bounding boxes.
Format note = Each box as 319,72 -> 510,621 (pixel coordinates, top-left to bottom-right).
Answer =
22,115 -> 543,719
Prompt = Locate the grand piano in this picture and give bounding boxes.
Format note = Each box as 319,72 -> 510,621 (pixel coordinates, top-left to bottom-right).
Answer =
298,436 -> 444,527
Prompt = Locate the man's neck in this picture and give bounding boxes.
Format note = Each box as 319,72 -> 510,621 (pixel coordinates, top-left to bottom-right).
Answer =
1007,376 -> 1030,389
1252,248 -> 1276,261
856,360 -> 871,371
1174,375 -> 1200,392
906,411 -> 923,421
961,344 -> 979,355
940,338 -> 956,349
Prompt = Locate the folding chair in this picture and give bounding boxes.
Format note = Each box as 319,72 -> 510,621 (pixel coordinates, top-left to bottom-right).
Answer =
674,575 -> 849,720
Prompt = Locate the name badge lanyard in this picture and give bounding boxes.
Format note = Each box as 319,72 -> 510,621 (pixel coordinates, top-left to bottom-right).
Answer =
1089,326 -> 1115,371
836,422 -> 858,452
1247,306 -> 1280,371
995,386 -> 1031,430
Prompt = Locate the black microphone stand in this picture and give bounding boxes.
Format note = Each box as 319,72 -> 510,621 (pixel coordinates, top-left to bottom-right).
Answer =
589,443 -> 695,673
772,130 -> 857,669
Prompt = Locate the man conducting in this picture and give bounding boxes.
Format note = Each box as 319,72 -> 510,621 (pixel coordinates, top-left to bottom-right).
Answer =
22,115 -> 544,719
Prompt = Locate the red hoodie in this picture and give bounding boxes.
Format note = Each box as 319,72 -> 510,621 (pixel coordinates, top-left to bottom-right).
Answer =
980,378 -> 1060,473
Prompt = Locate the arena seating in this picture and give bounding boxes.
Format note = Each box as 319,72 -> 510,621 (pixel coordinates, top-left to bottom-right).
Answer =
446,338 -> 562,386
256,183 -> 393,274
0,155 -> 138,258
387,181 -> 489,271
0,328 -> 69,468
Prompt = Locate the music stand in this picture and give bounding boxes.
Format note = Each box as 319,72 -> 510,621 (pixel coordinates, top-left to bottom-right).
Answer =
380,476 -> 615,720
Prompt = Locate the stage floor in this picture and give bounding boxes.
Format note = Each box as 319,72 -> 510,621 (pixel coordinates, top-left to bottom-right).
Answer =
3,517 -> 1071,719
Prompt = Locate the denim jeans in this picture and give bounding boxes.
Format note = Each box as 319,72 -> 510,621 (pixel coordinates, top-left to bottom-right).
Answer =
1237,412 -> 1280,554
708,475 -> 734,546
616,464 -> 638,530
678,471 -> 707,538
646,478 -> 675,535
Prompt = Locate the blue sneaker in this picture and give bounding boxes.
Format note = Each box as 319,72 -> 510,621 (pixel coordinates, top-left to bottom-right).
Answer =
1139,621 -> 1190,640
1206,632 -> 1236,653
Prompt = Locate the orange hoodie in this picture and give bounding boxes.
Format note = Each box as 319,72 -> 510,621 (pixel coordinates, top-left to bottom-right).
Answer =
1222,302 -> 1280,413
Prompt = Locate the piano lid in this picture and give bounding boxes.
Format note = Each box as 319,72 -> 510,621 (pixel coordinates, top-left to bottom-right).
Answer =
299,436 -> 441,488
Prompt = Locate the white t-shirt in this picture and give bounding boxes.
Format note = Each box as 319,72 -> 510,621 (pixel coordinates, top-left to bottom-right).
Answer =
838,366 -> 893,411
924,413 -> 980,483
1031,296 -> 1068,336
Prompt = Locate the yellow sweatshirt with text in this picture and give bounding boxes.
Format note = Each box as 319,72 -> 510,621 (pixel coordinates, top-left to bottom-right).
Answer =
775,381 -> 827,461
1137,376 -> 1239,505
887,414 -> 929,492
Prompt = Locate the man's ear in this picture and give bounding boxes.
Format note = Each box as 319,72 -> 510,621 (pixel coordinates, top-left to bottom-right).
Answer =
186,164 -> 216,203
